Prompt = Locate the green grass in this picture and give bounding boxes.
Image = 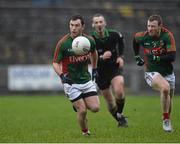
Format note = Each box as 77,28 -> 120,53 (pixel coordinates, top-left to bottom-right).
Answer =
0,94 -> 180,143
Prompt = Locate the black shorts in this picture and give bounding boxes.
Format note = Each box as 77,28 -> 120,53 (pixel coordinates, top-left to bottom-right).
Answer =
71,91 -> 98,102
96,68 -> 123,90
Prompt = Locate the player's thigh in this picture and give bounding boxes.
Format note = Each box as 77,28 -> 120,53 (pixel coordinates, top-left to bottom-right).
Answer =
84,95 -> 100,112
111,75 -> 124,92
145,72 -> 169,91
153,75 -> 169,89
72,98 -> 87,112
81,81 -> 99,111
101,88 -> 115,102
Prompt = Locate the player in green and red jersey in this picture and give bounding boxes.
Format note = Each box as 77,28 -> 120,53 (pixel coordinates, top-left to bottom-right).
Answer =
91,13 -> 128,127
53,15 -> 100,136
133,14 -> 176,132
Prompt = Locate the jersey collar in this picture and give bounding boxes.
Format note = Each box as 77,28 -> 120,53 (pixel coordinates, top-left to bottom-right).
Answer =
92,28 -> 109,39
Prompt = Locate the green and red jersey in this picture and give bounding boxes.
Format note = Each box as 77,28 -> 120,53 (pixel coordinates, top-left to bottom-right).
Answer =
133,27 -> 176,76
53,34 -> 96,84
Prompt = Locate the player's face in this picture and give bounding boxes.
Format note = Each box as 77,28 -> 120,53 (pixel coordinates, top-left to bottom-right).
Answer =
69,19 -> 84,38
92,16 -> 106,33
147,20 -> 161,36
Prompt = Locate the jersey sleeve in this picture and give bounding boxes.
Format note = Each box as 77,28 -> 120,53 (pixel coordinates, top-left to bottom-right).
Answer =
133,32 -> 146,56
53,40 -> 64,63
165,32 -> 176,52
133,33 -> 141,56
159,30 -> 176,62
88,36 -> 96,52
116,32 -> 124,56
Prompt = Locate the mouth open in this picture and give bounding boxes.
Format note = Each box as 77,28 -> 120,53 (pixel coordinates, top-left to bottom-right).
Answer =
98,27 -> 102,32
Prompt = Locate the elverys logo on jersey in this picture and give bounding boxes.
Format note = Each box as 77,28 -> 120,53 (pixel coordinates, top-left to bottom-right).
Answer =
144,47 -> 167,56
69,53 -> 91,63
151,41 -> 166,56
144,40 -> 166,56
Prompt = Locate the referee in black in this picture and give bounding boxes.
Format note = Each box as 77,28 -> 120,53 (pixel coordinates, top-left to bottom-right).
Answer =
91,13 -> 128,127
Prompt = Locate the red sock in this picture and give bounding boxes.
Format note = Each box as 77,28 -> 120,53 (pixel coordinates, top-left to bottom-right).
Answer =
82,128 -> 88,133
163,112 -> 170,120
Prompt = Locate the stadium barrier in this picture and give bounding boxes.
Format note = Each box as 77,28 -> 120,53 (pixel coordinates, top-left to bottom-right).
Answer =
8,65 -> 63,91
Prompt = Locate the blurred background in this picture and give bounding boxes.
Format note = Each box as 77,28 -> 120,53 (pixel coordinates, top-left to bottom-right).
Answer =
0,0 -> 180,94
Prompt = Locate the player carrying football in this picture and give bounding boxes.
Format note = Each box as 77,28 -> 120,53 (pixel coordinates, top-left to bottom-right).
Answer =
53,15 -> 99,136
133,14 -> 176,132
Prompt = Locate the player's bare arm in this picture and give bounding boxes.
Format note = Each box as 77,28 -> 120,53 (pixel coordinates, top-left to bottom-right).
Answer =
53,62 -> 63,76
90,50 -> 98,69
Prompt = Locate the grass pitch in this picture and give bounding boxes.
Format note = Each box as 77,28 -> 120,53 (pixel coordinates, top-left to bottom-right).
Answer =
0,94 -> 180,143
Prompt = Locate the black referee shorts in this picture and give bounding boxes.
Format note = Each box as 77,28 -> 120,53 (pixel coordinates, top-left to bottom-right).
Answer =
96,68 -> 123,90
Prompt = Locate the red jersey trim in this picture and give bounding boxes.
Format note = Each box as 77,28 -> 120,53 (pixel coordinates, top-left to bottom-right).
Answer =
53,34 -> 69,63
162,27 -> 176,52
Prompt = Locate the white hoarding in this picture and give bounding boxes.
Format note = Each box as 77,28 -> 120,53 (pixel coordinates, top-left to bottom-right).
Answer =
8,65 -> 63,91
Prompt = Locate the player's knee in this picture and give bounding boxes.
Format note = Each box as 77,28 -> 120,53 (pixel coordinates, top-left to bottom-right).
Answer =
90,105 -> 100,113
113,86 -> 124,97
116,90 -> 124,98
161,83 -> 170,96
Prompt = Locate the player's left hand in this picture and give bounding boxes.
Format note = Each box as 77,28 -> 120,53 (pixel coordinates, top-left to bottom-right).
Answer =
134,55 -> 145,66
116,57 -> 124,68
60,74 -> 73,85
92,68 -> 98,81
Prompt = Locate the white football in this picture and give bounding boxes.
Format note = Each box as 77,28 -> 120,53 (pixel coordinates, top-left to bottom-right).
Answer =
72,36 -> 91,55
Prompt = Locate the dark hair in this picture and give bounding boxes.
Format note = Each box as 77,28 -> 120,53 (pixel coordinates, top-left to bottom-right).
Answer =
70,14 -> 85,25
148,15 -> 163,26
92,13 -> 106,20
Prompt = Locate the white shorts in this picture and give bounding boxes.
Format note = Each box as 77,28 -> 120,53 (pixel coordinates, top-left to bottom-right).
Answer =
144,72 -> 175,89
63,80 -> 97,102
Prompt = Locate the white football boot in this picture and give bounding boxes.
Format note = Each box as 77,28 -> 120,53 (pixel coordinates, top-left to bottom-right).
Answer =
163,119 -> 173,132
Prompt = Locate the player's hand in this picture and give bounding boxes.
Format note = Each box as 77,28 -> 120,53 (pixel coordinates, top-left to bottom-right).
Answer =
60,74 -> 73,85
116,56 -> 124,68
102,51 -> 112,60
92,68 -> 98,81
134,55 -> 145,66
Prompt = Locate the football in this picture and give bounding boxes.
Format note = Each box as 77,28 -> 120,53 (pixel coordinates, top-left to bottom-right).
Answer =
72,36 -> 91,55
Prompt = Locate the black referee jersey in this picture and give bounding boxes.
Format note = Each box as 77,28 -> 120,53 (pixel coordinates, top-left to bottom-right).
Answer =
91,28 -> 124,71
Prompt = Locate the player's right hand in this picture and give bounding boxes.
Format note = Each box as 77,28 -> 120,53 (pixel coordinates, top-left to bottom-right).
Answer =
134,55 -> 145,66
103,51 -> 112,60
60,74 -> 73,85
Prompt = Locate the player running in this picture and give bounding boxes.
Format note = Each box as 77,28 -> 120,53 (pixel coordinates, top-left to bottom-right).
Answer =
53,14 -> 99,136
91,13 -> 128,127
133,14 -> 176,132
